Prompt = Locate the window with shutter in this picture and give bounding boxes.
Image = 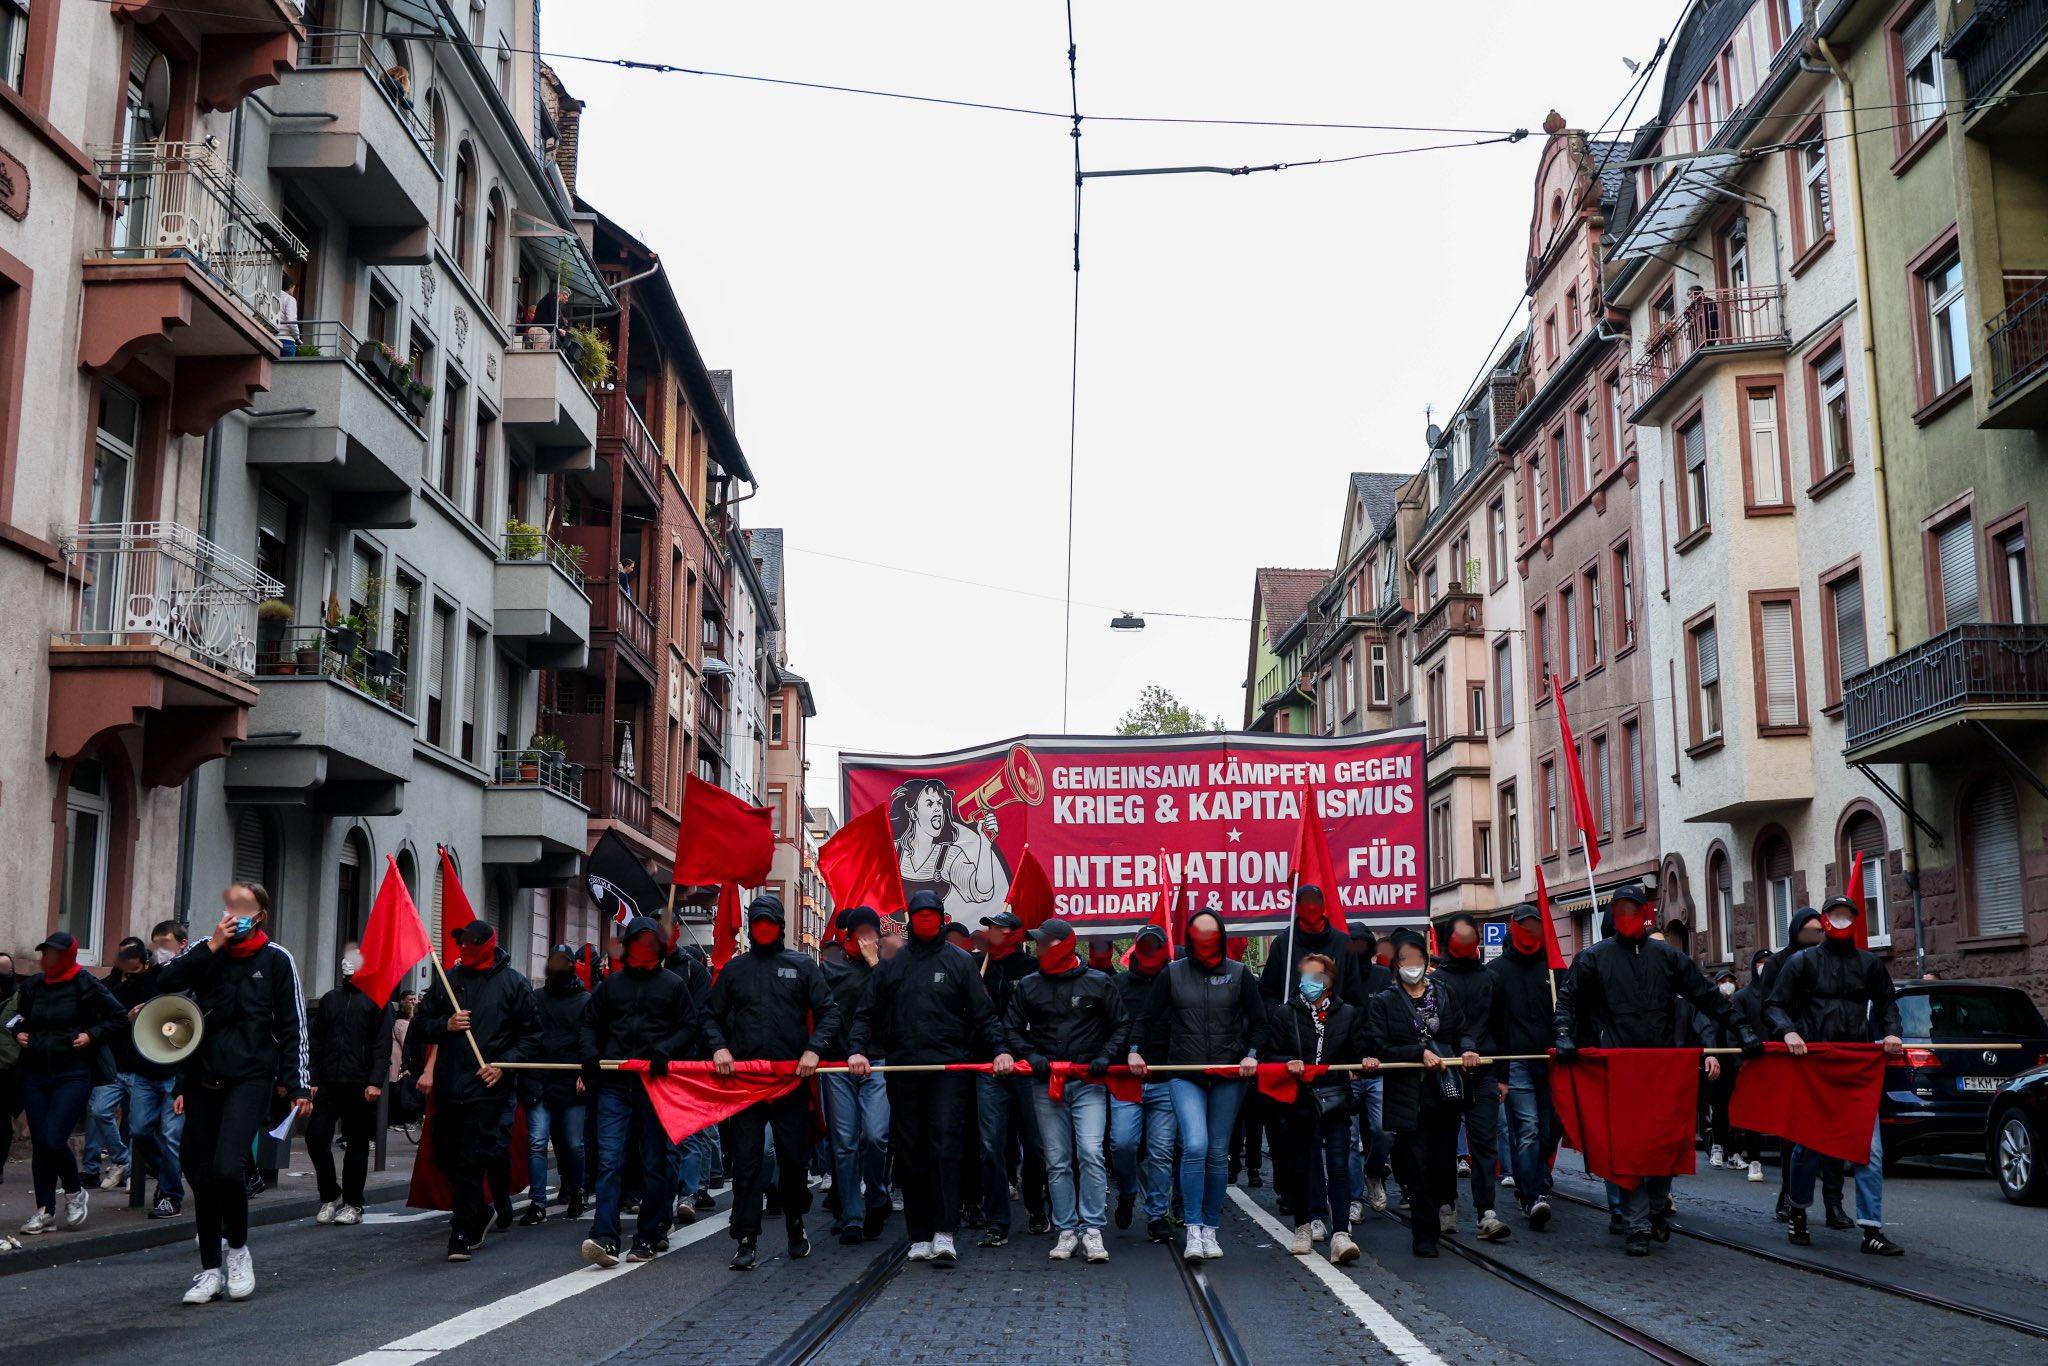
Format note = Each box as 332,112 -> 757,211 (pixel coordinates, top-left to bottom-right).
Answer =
233,811 -> 270,890
1760,600 -> 1799,727
349,541 -> 373,617
1624,718 -> 1644,827
1833,573 -> 1867,684
1762,835 -> 1795,947
1965,778 -> 2024,937
1936,516 -> 1979,629
1682,417 -> 1710,534
1694,619 -> 1722,740
1844,812 -> 1891,945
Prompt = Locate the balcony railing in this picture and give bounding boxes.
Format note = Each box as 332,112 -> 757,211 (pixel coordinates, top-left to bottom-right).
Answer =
58,522 -> 282,680
491,747 -> 585,800
279,318 -> 431,420
1988,275 -> 2048,404
1842,622 -> 2048,753
582,766 -> 651,831
695,687 -> 725,749
596,388 -> 661,491
1630,285 -> 1787,409
501,525 -> 589,590
92,140 -> 305,331
255,624 -> 409,710
298,30 -> 435,151
1948,0 -> 2048,104
611,584 -> 655,663
1415,589 -> 1485,660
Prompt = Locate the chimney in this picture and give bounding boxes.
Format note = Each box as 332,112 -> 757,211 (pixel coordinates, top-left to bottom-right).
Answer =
1489,366 -> 1522,432
539,62 -> 585,195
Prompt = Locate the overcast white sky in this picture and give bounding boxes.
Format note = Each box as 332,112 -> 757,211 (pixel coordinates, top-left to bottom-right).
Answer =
565,2 -> 1677,811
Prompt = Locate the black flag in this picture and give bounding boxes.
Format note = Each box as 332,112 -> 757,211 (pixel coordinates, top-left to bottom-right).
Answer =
585,829 -> 664,930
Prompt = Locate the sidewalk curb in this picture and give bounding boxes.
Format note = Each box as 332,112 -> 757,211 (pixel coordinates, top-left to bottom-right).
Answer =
0,1173 -> 416,1279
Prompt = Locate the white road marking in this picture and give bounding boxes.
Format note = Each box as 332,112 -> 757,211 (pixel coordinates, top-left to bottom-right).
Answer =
360,1211 -> 450,1225
334,1210 -> 733,1365
1227,1186 -> 1447,1366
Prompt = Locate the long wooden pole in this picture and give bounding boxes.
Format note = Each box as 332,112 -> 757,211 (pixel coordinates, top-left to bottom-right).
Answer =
428,953 -> 490,1073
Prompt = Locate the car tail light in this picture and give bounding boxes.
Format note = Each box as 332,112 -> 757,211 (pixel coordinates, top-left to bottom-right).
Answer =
1903,1047 -> 1941,1070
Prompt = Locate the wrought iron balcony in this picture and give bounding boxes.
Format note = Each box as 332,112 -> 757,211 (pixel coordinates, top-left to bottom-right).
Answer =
491,747 -> 586,801
1948,0 -> 2048,108
58,522 -> 280,680
1630,286 -> 1787,413
1842,622 -> 2048,761
1987,274 -> 2048,408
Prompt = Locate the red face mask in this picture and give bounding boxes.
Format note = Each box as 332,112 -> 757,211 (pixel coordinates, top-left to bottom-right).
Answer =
1188,922 -> 1225,966
1824,911 -> 1858,943
1615,906 -> 1652,941
1132,941 -> 1170,974
459,930 -> 498,971
1088,942 -> 1115,971
1375,946 -> 1394,966
1510,920 -> 1545,956
1446,929 -> 1481,960
1038,936 -> 1081,974
40,943 -> 81,984
623,933 -> 662,970
910,909 -> 944,942
1297,900 -> 1328,935
986,926 -> 1024,960
749,919 -> 781,948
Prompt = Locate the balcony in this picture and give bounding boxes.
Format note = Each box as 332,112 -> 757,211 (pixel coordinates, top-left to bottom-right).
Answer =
592,579 -> 656,676
695,685 -> 725,753
247,321 -> 426,528
483,749 -> 588,886
81,141 -> 306,434
495,528 -> 591,669
1629,286 -> 1788,420
267,31 -> 437,263
109,0 -> 304,111
594,389 -> 662,509
1842,623 -> 2048,763
1414,589 -> 1485,662
1984,275 -> 2048,427
47,523 -> 273,785
503,323 -> 598,474
1949,0 -> 2048,133
226,627 -> 415,814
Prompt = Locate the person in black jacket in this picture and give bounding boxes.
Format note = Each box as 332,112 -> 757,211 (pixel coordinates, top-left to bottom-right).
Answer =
1369,929 -> 1476,1258
106,942 -> 185,1218
705,894 -> 837,1271
847,889 -> 1014,1266
156,885 -> 311,1304
579,915 -> 700,1267
1003,919 -> 1129,1265
1271,950 -> 1369,1267
820,906 -> 891,1246
1553,883 -> 1759,1255
10,931 -> 126,1237
1260,886 -> 1361,1008
1108,925 -> 1178,1243
1489,903 -> 1563,1228
307,943 -> 394,1227
1434,912 -> 1507,1242
519,946 -> 589,1227
974,908 -> 1047,1244
1757,907 -> 1842,1221
1137,908 -> 1268,1265
1765,894 -> 1905,1256
415,919 -> 540,1262
1723,948 -> 1772,1182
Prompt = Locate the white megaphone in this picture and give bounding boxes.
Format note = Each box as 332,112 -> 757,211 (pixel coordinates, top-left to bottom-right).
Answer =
132,994 -> 205,1067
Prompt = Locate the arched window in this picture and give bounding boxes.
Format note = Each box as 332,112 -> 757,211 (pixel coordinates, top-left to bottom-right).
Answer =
1841,810 -> 1890,946
483,188 -> 503,312
337,828 -> 369,948
1962,776 -> 2025,938
452,142 -> 475,274
1757,830 -> 1794,948
1707,848 -> 1733,964
429,91 -> 447,176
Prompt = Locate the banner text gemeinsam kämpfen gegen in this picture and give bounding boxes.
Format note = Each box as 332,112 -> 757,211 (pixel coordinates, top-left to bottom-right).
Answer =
838,728 -> 1426,934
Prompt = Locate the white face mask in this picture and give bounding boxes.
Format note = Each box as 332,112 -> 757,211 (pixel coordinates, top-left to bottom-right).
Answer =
153,947 -> 175,965
1717,981 -> 1736,997
1399,964 -> 1427,985
341,951 -> 363,977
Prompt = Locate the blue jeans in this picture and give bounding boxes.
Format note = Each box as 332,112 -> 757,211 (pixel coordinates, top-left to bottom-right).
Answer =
1167,1078 -> 1247,1230
977,1073 -> 1045,1234
821,1068 -> 891,1229
679,1131 -> 711,1199
1111,1082 -> 1178,1219
82,1082 -> 129,1177
1031,1081 -> 1109,1233
1503,1061 -> 1558,1208
122,1074 -> 183,1200
1348,1075 -> 1389,1195
529,1100 -> 587,1208
1790,1118 -> 1884,1227
1607,1175 -> 1672,1237
591,1086 -> 675,1245
22,1068 -> 93,1209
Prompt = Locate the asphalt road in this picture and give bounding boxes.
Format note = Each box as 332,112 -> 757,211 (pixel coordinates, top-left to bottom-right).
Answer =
4,1154 -> 2043,1364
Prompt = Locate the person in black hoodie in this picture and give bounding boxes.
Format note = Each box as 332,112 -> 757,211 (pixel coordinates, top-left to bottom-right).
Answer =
106,941 -> 185,1218
578,915 -> 700,1268
1761,907 -> 1843,1220
1260,885 -> 1361,1007
1487,903 -> 1564,1228
1109,924 -> 1178,1243
10,931 -> 126,1237
821,906 -> 891,1246
973,908 -> 1047,1244
415,919 -> 540,1262
0,952 -> 21,1193
1766,894 -> 1905,1256
307,942 -> 395,1227
705,894 -> 837,1271
1271,950 -> 1369,1267
847,889 -> 1013,1266
156,885 -> 311,1304
520,946 -> 589,1227
1434,911 -> 1507,1242
1552,883 -> 1758,1255
1369,928 -> 1475,1258
1004,918 -> 1129,1265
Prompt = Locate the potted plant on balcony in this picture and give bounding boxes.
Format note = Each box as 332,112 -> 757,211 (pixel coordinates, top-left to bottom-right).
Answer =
526,731 -> 567,784
327,594 -> 364,661
565,323 -> 614,390
257,598 -> 294,672
505,518 -> 543,561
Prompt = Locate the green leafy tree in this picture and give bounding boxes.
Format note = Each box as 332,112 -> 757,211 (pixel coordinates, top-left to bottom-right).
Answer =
1116,684 -> 1225,737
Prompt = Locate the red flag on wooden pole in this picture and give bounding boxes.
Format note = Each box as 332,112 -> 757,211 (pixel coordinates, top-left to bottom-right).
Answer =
1532,864 -> 1568,970
1005,845 -> 1055,930
819,804 -> 908,919
711,883 -> 742,975
437,845 -> 477,969
1551,671 -> 1601,872
672,774 -> 775,887
354,856 -> 431,1007
1845,850 -> 1870,950
1290,788 -> 1346,933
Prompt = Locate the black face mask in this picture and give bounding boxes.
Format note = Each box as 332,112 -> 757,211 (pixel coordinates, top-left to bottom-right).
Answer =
544,967 -> 576,990
0,970 -> 15,996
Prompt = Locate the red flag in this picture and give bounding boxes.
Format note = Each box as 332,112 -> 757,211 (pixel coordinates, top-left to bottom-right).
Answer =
438,845 -> 476,969
819,804 -> 907,919
1846,850 -> 1870,950
407,1095 -> 530,1209
1046,1060 -> 1144,1105
711,883 -> 741,975
1427,922 -> 1440,960
1226,936 -> 1248,962
1005,846 -> 1055,930
1150,853 -> 1178,955
1730,1043 -> 1886,1165
1290,788 -> 1347,932
627,1059 -> 806,1144
353,856 -> 431,1008
1532,865 -> 1568,970
673,774 -> 775,886
574,943 -> 595,990
1551,1048 -> 1700,1189
1201,1062 -> 1320,1105
1552,672 -> 1601,870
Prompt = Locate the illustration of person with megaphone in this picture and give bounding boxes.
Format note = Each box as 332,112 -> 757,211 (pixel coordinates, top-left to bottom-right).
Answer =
889,780 -> 1008,926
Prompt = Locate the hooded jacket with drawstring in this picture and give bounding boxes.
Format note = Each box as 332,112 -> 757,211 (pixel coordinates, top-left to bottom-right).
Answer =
1761,908 -> 1823,992
531,968 -> 590,1106
416,942 -> 540,1105
702,914 -> 839,1061
1763,933 -> 1901,1044
580,916 -> 701,1085
847,918 -> 1006,1065
1003,952 -> 1130,1070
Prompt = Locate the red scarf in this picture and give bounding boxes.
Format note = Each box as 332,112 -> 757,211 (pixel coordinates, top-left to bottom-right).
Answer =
1510,920 -> 1544,956
223,929 -> 270,960
1132,942 -> 1170,975
458,930 -> 498,971
41,944 -> 82,983
1297,903 -> 1328,935
1188,923 -> 1225,969
623,934 -> 662,971
1446,933 -> 1481,961
986,927 -> 1025,960
1037,936 -> 1080,975
749,920 -> 781,948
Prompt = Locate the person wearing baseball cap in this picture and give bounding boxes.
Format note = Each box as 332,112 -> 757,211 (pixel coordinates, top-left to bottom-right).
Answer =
517,946 -> 590,1227
1109,924 -> 1178,1243
11,931 -> 126,1239
821,907 -> 892,1245
972,907 -> 1048,1245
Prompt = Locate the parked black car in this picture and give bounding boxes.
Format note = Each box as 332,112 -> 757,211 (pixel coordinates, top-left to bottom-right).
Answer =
1882,981 -> 2048,1168
1989,1064 -> 2048,1204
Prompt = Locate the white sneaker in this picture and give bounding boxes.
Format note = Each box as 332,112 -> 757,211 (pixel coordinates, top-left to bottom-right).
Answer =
1709,1145 -> 1725,1168
906,1241 -> 934,1262
99,1163 -> 128,1192
1349,1200 -> 1364,1225
334,1205 -> 363,1226
1183,1227 -> 1206,1264
1330,1231 -> 1360,1265
1199,1226 -> 1223,1260
20,1208 -> 55,1236
1367,1176 -> 1388,1212
1439,1207 -> 1457,1236
1501,1173 -> 1516,1188
1081,1229 -> 1109,1263
1289,1224 -> 1314,1256
1310,1218 -> 1328,1244
316,1201 -> 340,1225
931,1233 -> 957,1262
224,1245 -> 255,1300
1049,1230 -> 1079,1260
1476,1210 -> 1510,1241
1747,1160 -> 1765,1182
64,1189 -> 89,1229
181,1270 -> 225,1305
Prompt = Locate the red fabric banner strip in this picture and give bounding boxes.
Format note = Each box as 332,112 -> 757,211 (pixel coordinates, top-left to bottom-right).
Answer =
1046,1060 -> 1144,1105
627,1058 -> 807,1145
406,1095 -> 531,1211
1729,1042 -> 1886,1165
1551,1048 -> 1700,1190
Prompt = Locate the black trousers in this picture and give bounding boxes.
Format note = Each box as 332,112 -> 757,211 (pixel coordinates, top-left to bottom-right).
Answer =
1231,1096 -> 1269,1174
723,1091 -> 812,1242
437,1095 -> 514,1240
1458,1089 -> 1500,1217
888,1072 -> 969,1243
183,1077 -> 270,1270
308,1085 -> 378,1206
1391,1100 -> 1461,1251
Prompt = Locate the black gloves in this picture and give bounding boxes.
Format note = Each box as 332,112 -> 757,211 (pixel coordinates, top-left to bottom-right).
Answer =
647,1051 -> 670,1078
1027,1054 -> 1051,1079
1551,1038 -> 1578,1064
1087,1057 -> 1109,1079
1739,1030 -> 1765,1059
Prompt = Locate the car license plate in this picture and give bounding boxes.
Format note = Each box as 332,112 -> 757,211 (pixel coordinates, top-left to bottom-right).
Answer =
1958,1076 -> 2001,1094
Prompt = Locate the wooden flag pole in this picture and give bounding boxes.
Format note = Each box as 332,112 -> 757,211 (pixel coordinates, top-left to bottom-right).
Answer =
428,952 -> 489,1073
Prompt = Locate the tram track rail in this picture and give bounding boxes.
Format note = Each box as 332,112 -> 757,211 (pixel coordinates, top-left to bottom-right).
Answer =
1168,1240 -> 1254,1366
756,1237 -> 909,1366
